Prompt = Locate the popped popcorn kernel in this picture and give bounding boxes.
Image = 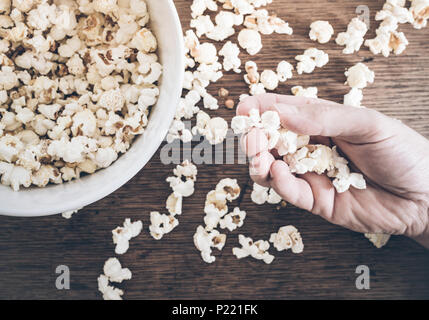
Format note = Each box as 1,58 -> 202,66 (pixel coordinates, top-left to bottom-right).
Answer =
309,20 -> 334,44
232,234 -> 275,264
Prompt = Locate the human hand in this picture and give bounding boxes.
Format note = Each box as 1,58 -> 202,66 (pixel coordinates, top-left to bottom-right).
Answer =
237,93 -> 429,248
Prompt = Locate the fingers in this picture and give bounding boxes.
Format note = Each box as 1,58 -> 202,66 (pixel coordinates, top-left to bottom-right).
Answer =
237,94 -> 394,143
241,127 -> 269,157
249,151 -> 275,187
269,161 -> 314,212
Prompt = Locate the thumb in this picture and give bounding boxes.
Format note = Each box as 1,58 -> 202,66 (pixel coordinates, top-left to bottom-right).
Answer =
271,102 -> 394,144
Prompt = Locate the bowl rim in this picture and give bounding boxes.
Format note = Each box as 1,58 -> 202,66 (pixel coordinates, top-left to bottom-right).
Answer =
0,0 -> 184,217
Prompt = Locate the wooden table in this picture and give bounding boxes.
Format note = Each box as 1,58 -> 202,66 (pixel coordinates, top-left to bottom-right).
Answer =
0,0 -> 428,300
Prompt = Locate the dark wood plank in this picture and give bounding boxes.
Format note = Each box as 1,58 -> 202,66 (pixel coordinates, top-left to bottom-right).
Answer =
0,0 -> 428,300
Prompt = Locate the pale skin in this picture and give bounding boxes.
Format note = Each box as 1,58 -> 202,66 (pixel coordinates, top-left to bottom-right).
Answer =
237,94 -> 429,249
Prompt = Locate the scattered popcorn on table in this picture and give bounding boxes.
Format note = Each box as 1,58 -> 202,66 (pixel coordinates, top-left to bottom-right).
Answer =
309,20 -> 334,44
149,211 -> 179,240
250,182 -> 283,205
260,70 -> 279,91
295,48 -> 329,74
238,28 -> 262,55
410,0 -> 429,29
336,17 -> 368,54
0,0 -> 162,191
276,60 -> 294,82
219,207 -> 247,232
215,178 -> 241,201
291,86 -> 318,98
191,110 -> 229,145
365,233 -> 391,248
61,207 -> 82,219
269,225 -> 304,253
344,88 -> 364,108
345,63 -> 375,89
112,219 -> 143,255
365,0 -> 412,57
243,9 -> 293,35
232,234 -> 275,264
193,225 -> 226,263
98,257 -> 132,300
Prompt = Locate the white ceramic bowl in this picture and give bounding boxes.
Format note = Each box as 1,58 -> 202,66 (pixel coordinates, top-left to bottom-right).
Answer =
0,0 -> 184,217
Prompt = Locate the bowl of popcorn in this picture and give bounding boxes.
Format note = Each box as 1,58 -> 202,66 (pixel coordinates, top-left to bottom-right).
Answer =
0,0 -> 184,216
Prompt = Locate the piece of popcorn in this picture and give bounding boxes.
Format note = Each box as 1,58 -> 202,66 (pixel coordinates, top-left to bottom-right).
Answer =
410,0 -> 429,29
230,0 -> 255,15
0,162 -> 32,191
173,160 -> 198,181
345,63 -> 375,89
103,257 -> 132,284
62,208 -> 82,219
166,192 -> 183,216
166,176 -> 195,197
204,190 -> 229,230
267,188 -> 282,204
98,274 -> 124,300
260,110 -> 280,131
260,70 -> 279,91
238,28 -> 262,55
269,225 -> 304,253
191,110 -> 229,145
219,41 -> 241,73
232,234 -> 275,264
276,60 -> 293,82
244,61 -> 260,85
344,88 -> 364,108
206,11 -> 243,41
190,15 -> 215,37
291,86 -> 318,98
149,211 -> 179,240
244,9 -> 293,35
190,0 -> 218,18
309,20 -> 334,43
219,207 -> 246,232
193,225 -> 226,263
249,83 -> 266,96
365,25 -> 409,57
365,233 -> 391,248
112,218 -> 143,255
295,48 -> 329,74
336,17 -> 368,54
131,28 -> 157,53
250,182 -> 269,204
215,178 -> 241,201
167,119 -> 193,144
194,42 -> 218,65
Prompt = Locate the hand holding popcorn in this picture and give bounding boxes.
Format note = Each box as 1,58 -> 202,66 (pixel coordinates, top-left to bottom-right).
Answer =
237,94 -> 429,248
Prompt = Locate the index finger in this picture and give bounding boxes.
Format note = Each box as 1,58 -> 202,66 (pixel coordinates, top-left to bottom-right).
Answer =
236,93 -> 339,116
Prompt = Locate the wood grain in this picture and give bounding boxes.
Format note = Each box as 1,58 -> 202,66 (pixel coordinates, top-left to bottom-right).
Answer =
0,0 -> 428,300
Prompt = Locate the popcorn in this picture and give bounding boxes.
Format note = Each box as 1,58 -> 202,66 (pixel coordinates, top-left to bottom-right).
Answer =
232,234 -> 275,264
103,257 -> 132,283
190,15 -> 215,37
269,225 -> 304,253
204,190 -> 229,230
112,218 -> 143,255
219,41 -> 241,73
149,211 -> 179,240
260,70 -> 279,90
193,225 -> 226,263
173,160 -> 198,182
0,1 -> 161,190
194,42 -> 218,64
276,60 -> 293,82
345,63 -> 375,89
410,0 -> 429,29
215,178 -> 241,201
335,17 -> 368,54
62,208 -> 81,219
166,176 -> 195,197
309,20 -> 334,44
237,28 -> 262,55
291,86 -> 318,98
250,182 -> 283,205
244,9 -> 293,35
365,29 -> 409,57
166,192 -> 183,216
206,11 -> 243,41
191,0 -> 218,18
365,233 -> 391,248
295,48 -> 329,74
219,207 -> 247,231
344,88 -> 364,108
97,274 -> 124,300
191,111 -> 229,145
